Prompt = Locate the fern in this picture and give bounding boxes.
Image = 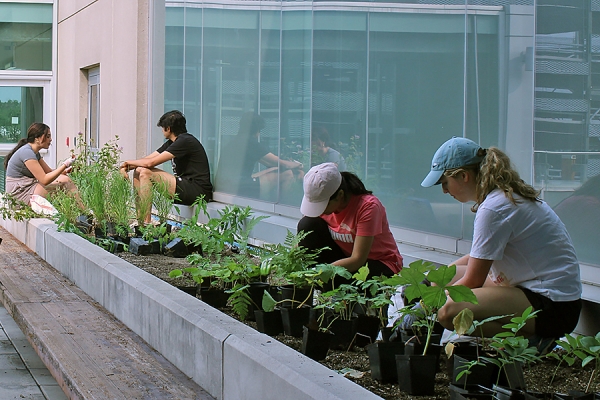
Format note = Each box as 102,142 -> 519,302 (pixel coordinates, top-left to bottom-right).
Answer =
227,284 -> 251,320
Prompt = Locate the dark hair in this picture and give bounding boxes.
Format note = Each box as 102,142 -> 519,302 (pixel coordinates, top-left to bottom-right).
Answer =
312,126 -> 331,146
4,122 -> 49,169
157,110 -> 187,135
330,171 -> 372,201
238,112 -> 265,137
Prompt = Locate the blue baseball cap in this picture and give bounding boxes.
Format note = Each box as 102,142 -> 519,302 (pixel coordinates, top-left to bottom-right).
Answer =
421,137 -> 484,187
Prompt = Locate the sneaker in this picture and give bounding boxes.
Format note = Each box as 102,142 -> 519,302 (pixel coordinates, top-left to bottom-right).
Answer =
528,335 -> 558,356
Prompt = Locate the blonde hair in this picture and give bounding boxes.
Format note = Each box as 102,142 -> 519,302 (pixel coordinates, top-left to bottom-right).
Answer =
444,147 -> 540,212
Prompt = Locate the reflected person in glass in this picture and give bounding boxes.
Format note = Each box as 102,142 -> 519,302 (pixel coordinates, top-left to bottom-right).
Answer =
297,162 -> 403,286
215,112 -> 303,200
422,137 -> 582,354
311,125 -> 346,171
4,122 -> 77,205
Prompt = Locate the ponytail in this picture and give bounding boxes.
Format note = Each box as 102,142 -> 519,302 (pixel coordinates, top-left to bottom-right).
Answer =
473,147 -> 540,211
330,171 -> 372,201
3,123 -> 50,170
4,138 -> 29,170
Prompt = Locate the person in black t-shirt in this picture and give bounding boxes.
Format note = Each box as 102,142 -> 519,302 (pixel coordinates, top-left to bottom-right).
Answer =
120,110 -> 213,224
215,112 -> 303,200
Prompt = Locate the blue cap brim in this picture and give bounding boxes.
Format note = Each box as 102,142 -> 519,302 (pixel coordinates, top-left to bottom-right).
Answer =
421,170 -> 444,188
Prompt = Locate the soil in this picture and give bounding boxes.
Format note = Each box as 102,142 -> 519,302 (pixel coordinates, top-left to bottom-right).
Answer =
117,252 -> 600,399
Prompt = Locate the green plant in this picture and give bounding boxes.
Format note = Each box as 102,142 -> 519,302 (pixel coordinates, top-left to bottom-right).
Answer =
451,307 -> 541,389
388,260 -> 478,355
139,222 -> 172,249
104,170 -> 134,236
48,188 -> 81,230
548,332 -> 600,393
262,264 -> 350,313
0,193 -> 42,221
263,230 -> 327,281
152,179 -> 179,224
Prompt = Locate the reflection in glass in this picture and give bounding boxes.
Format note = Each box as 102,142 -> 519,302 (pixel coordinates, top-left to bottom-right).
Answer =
0,3 -> 52,71
0,87 -> 44,144
163,3 -> 520,242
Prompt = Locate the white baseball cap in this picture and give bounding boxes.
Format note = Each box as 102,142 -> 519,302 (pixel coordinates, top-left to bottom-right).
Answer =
300,162 -> 342,217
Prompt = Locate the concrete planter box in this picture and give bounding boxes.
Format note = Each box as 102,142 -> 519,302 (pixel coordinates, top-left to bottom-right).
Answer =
0,217 -> 381,400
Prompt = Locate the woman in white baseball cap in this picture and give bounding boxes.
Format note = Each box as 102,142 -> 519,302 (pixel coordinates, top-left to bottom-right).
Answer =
423,137 -> 582,355
297,162 -> 403,283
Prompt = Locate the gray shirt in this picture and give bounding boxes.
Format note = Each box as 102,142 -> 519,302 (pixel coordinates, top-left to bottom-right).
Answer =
6,144 -> 40,179
325,147 -> 347,171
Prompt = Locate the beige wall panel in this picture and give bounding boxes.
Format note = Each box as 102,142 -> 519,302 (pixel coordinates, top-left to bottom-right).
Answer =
56,0 -> 150,163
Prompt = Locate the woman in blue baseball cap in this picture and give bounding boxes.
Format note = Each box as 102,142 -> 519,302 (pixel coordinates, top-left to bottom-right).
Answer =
422,137 -> 582,354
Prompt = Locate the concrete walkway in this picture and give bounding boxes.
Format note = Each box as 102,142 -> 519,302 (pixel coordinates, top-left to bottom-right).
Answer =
0,304 -> 67,400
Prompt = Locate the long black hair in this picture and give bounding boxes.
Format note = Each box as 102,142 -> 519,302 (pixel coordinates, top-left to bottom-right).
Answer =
4,122 -> 49,169
330,171 -> 372,201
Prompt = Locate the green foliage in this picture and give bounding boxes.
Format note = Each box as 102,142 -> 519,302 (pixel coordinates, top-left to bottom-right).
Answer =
139,222 -> 171,248
227,283 -> 252,320
105,170 -> 134,230
0,100 -> 22,143
549,332 -> 600,392
152,179 -> 178,223
48,189 -> 81,229
0,194 -> 41,221
262,230 -> 327,282
390,260 -> 478,355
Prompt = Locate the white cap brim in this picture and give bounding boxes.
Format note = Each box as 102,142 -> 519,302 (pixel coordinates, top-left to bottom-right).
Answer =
421,169 -> 444,188
300,195 -> 329,217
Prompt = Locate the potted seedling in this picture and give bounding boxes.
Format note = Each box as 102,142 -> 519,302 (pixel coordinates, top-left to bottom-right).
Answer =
449,307 -> 542,399
390,260 -> 478,396
548,332 -> 600,397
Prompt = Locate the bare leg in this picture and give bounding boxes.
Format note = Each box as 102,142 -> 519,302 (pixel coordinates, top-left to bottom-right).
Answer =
133,167 -> 176,224
437,286 -> 535,337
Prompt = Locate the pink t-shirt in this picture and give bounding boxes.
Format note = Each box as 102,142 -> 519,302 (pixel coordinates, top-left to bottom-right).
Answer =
321,194 -> 403,273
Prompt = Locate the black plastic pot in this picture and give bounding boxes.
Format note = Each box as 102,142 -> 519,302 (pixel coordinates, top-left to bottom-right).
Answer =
301,326 -> 332,361
366,341 -> 405,383
280,306 -> 311,337
254,309 -> 284,336
453,354 -> 499,389
396,353 -> 437,396
449,384 -> 495,400
199,288 -> 230,309
176,284 -> 198,297
354,315 -> 380,347
279,284 -> 313,308
245,282 -> 270,321
446,341 -> 482,375
328,317 -> 358,350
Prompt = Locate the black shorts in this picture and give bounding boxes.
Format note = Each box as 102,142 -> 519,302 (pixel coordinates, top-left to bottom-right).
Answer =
520,287 -> 582,338
175,177 -> 212,205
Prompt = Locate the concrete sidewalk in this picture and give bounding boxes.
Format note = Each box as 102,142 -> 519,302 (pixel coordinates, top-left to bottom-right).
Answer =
0,304 -> 67,400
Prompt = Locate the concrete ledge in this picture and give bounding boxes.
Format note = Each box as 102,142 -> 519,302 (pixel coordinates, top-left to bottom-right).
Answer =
0,217 -> 381,400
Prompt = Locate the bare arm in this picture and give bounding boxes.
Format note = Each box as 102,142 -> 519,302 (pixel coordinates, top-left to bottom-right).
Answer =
24,159 -> 68,186
332,235 -> 374,273
453,256 -> 493,288
259,153 -> 302,170
121,151 -> 173,171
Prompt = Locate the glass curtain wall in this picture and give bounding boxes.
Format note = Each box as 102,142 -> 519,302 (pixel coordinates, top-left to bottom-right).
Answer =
535,1 -> 600,265
163,2 -> 541,252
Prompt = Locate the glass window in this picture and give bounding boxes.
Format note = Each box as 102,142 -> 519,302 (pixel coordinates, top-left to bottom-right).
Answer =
535,1 -> 600,265
0,3 -> 53,71
0,86 -> 44,143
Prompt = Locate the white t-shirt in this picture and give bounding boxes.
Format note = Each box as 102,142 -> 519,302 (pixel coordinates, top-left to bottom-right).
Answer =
470,189 -> 581,302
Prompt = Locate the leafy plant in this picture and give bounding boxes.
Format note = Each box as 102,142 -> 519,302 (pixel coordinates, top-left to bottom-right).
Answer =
451,307 -> 541,389
548,332 -> 600,392
0,193 -> 42,221
262,264 -> 350,313
152,179 -> 178,224
48,188 -> 81,230
388,260 -> 478,355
